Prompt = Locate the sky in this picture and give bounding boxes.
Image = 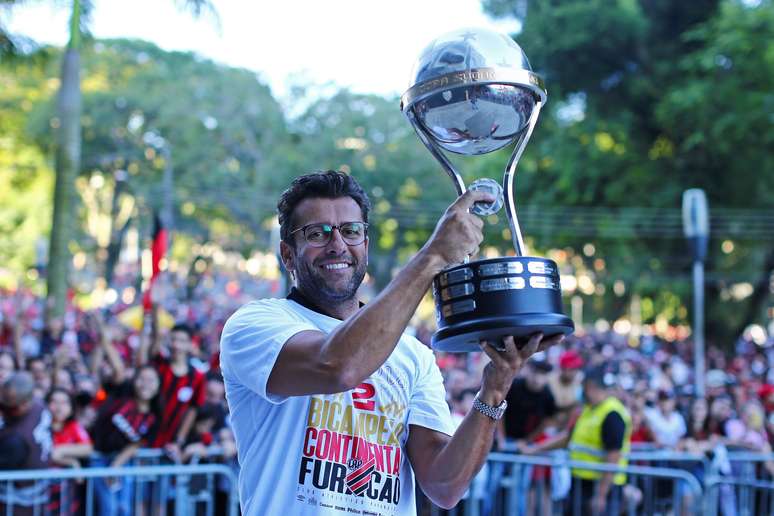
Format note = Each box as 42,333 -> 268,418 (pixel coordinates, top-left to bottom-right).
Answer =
3,0 -> 519,101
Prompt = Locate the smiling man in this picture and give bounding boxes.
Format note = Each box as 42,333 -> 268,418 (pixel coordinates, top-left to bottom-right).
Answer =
220,170 -> 561,515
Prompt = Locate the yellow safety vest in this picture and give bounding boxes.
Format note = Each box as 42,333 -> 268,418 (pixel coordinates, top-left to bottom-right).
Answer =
568,396 -> 632,485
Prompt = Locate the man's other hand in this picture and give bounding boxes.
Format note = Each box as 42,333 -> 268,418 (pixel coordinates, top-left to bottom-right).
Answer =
478,333 -> 565,406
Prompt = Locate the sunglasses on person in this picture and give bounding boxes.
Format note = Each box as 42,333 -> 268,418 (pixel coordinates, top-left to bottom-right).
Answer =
289,222 -> 368,247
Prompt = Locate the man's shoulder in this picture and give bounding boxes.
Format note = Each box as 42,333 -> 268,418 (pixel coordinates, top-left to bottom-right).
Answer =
224,298 -> 306,329
229,297 -> 291,316
394,332 -> 437,366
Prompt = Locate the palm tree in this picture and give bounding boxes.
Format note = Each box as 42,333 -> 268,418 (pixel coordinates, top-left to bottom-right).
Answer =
46,0 -> 84,320
1,0 -> 214,321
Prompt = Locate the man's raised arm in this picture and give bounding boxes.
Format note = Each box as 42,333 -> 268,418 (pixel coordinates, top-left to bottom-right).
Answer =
266,189 -> 493,397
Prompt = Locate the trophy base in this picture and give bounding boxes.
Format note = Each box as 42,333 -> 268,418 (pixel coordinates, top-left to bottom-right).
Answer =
431,256 -> 574,353
431,313 -> 574,353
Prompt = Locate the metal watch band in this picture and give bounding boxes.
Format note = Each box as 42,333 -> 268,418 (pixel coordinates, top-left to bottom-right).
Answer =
473,393 -> 507,420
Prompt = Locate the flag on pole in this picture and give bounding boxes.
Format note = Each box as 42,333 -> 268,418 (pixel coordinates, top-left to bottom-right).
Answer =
142,212 -> 168,313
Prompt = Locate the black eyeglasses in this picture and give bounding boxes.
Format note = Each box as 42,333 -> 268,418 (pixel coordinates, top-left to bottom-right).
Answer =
289,222 -> 368,247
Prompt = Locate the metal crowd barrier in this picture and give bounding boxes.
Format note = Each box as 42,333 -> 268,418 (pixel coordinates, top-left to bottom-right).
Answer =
422,448 -> 774,516
704,477 -> 774,516
425,451 -> 703,516
116,445 -> 228,464
0,464 -> 238,516
703,451 -> 774,516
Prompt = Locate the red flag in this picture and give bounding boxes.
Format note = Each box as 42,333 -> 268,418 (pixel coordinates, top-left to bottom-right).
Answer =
143,213 -> 168,313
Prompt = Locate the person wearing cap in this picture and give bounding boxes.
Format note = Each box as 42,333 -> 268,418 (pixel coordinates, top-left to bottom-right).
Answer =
521,368 -> 631,516
549,350 -> 584,423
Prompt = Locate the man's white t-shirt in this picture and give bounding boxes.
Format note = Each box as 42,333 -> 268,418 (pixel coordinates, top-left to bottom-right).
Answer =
220,298 -> 455,516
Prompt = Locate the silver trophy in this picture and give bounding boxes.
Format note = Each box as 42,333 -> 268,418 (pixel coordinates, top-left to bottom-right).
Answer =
401,27 -> 574,352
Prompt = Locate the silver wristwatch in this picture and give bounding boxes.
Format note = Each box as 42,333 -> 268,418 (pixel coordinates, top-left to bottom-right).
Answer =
473,392 -> 508,420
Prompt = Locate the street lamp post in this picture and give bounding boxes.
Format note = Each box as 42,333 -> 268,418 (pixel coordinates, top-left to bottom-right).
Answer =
682,189 -> 709,398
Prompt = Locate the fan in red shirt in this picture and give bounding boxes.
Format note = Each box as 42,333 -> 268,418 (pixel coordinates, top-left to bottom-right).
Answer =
629,405 -> 653,445
138,321 -> 206,458
48,388 -> 93,462
46,388 -> 93,515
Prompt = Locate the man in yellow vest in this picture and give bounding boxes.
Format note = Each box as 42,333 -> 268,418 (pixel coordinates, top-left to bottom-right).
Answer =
521,367 -> 631,515
568,368 -> 631,515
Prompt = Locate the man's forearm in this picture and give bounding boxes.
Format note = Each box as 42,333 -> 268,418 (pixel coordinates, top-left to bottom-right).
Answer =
175,409 -> 197,445
54,443 -> 94,459
111,443 -> 140,468
417,409 -> 498,508
597,450 -> 621,499
525,419 -> 551,443
12,320 -> 25,369
101,334 -> 126,383
529,431 -> 570,454
319,248 -> 444,389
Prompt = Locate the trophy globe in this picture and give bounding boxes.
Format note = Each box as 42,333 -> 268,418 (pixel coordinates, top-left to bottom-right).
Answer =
401,27 -> 574,352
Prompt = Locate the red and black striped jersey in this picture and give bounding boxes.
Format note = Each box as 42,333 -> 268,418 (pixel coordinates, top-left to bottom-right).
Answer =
92,397 -> 157,453
151,354 -> 206,447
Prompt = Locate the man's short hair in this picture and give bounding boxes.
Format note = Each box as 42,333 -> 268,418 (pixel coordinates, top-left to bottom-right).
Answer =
2,371 -> 35,406
277,170 -> 371,246
170,323 -> 194,340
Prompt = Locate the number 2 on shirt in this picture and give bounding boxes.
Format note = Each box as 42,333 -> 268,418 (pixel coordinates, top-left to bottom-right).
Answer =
352,382 -> 376,411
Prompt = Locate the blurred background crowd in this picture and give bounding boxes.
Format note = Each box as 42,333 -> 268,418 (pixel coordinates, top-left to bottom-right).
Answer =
2,273 -> 774,513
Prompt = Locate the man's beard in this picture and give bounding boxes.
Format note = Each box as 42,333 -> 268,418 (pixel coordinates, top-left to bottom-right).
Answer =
295,256 -> 367,306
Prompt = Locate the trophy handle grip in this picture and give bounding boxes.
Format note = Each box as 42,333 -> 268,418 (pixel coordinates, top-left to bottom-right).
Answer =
405,108 -> 466,196
503,100 -> 544,257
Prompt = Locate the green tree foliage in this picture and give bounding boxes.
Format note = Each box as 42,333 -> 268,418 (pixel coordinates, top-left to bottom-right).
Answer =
3,0 -> 214,318
0,58 -> 54,286
2,1 -> 772,342
4,38 -> 290,287
482,0 -> 774,343
286,89 -> 459,287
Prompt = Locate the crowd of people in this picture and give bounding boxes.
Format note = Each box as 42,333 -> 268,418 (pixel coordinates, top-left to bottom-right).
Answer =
0,282 -> 240,514
428,326 -> 774,462
423,323 -> 774,514
1,282 -> 773,513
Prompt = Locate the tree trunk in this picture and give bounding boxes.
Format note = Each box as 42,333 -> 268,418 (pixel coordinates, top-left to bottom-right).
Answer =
103,175 -> 130,288
46,0 -> 81,322
104,217 -> 132,289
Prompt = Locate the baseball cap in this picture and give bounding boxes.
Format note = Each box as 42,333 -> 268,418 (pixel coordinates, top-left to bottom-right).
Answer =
559,350 -> 584,370
584,367 -> 615,388
529,360 -> 553,373
758,384 -> 774,399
